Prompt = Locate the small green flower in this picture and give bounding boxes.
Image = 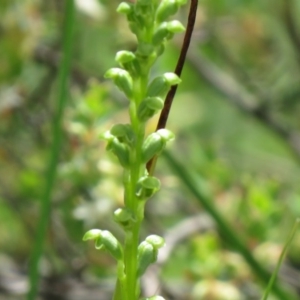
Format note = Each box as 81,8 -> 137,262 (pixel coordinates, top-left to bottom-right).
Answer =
137,241 -> 156,277
147,72 -> 181,98
114,208 -> 136,229
156,0 -> 186,23
136,176 -> 161,200
115,51 -> 141,76
83,229 -> 123,261
153,20 -> 185,46
141,129 -> 175,162
115,51 -> 136,64
137,97 -> 164,122
104,68 -> 133,99
117,2 -> 133,15
110,124 -> 135,145
106,137 -> 131,168
145,235 -> 165,249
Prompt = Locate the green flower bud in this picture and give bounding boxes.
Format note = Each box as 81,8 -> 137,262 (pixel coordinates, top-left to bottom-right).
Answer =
153,20 -> 185,45
83,229 -> 102,241
152,22 -> 171,46
101,230 -> 123,261
115,51 -> 135,64
104,68 -> 133,99
156,0 -> 179,23
103,125 -> 134,167
136,176 -> 161,199
115,51 -> 141,76
143,235 -> 165,265
147,73 -> 181,98
110,124 -> 135,145
83,229 -> 123,261
137,241 -> 156,277
117,2 -> 133,15
141,132 -> 164,163
113,207 -> 136,229
157,128 -> 175,141
137,97 -> 164,122
141,129 -> 174,163
134,0 -> 157,29
145,235 -> 165,249
167,20 -> 185,33
101,130 -> 113,142
116,2 -> 142,35
106,137 -> 130,168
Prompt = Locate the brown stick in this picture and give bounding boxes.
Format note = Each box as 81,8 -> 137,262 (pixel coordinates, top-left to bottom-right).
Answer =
147,0 -> 198,174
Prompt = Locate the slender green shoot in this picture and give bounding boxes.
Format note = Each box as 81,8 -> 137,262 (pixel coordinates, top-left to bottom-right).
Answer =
27,1 -> 75,299
261,218 -> 300,300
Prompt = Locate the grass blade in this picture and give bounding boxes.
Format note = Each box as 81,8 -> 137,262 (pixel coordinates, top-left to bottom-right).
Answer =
27,1 -> 75,299
261,219 -> 300,300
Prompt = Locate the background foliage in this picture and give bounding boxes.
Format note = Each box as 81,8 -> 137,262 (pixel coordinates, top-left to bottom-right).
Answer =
1,0 -> 300,299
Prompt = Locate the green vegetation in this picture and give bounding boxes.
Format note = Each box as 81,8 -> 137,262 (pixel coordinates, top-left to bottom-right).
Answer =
1,0 -> 300,299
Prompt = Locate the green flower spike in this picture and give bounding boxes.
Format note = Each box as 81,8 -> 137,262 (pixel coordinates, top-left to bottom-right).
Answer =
83,0 -> 192,298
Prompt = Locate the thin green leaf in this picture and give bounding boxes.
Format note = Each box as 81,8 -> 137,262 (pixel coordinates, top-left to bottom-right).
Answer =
27,1 -> 76,299
261,219 -> 300,300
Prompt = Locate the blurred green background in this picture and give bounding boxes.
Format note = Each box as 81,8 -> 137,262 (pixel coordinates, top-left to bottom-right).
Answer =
1,0 -> 300,299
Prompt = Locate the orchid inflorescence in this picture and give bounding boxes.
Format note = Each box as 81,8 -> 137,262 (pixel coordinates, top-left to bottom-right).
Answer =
83,1 -> 187,299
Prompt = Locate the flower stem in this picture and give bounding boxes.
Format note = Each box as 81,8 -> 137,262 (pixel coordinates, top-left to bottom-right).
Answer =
123,73 -> 148,299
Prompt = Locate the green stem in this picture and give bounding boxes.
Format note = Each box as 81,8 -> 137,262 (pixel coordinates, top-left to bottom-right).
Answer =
26,1 -> 75,299
122,73 -> 148,299
261,219 -> 300,300
123,157 -> 143,299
